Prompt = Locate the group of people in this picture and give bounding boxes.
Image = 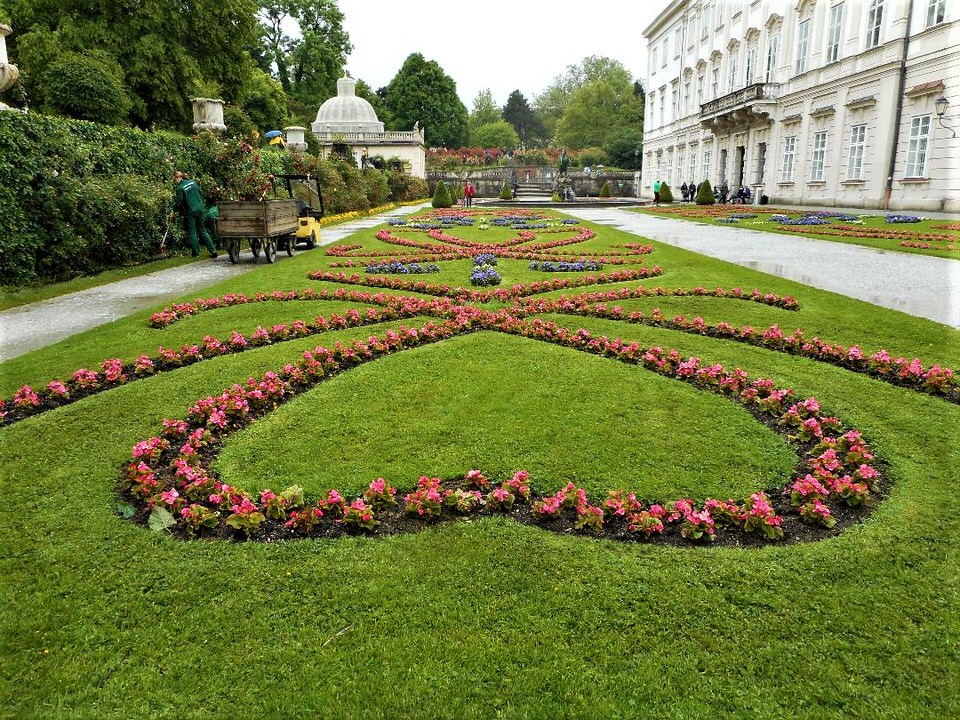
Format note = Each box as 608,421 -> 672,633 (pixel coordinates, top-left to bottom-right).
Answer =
674,180 -> 754,204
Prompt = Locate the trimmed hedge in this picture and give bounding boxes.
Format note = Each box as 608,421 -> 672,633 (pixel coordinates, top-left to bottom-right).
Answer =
0,112 -> 420,286
659,182 -> 674,203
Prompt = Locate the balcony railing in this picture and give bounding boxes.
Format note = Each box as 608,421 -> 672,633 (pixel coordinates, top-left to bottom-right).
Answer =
700,83 -> 781,119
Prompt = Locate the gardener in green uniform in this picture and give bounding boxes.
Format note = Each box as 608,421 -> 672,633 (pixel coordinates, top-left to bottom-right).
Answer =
173,171 -> 218,258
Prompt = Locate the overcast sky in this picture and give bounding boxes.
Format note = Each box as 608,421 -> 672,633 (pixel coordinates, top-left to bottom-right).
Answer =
335,1 -> 661,109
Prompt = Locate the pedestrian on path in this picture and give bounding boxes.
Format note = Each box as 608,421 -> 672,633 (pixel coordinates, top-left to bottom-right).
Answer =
653,179 -> 662,206
173,171 -> 218,259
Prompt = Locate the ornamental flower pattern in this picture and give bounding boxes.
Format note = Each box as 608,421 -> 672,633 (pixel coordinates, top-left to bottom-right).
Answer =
2,207 -> 951,549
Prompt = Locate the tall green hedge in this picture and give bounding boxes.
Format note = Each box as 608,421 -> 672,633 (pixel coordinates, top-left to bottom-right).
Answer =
0,112 -> 419,286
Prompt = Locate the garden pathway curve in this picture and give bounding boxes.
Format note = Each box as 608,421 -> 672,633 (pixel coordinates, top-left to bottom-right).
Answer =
563,206 -> 960,330
0,204 -> 426,362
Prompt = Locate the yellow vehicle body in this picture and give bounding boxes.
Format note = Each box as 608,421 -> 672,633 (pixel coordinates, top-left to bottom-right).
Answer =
294,215 -> 322,249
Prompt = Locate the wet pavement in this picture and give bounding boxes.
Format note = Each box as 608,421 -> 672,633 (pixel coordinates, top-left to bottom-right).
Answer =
0,205 -> 424,363
1,202 -> 957,364
563,207 -> 960,330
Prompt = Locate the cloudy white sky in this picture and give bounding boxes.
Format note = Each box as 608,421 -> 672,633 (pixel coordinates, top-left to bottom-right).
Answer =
335,0 -> 663,109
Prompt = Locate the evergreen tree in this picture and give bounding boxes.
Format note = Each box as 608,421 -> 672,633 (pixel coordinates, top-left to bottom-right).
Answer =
659,182 -> 674,203
432,180 -> 453,208
695,180 -> 716,205
383,53 -> 468,148
502,90 -> 545,147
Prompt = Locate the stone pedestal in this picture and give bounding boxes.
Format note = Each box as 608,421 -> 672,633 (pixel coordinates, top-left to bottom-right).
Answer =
190,97 -> 226,134
284,126 -> 308,152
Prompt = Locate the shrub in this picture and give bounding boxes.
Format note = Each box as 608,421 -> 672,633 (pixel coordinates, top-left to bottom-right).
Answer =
432,180 -> 453,208
599,181 -> 612,198
499,182 -> 513,200
222,105 -> 257,140
695,179 -> 716,205
579,147 -> 608,168
42,52 -> 132,126
659,182 -> 674,203
386,171 -> 428,203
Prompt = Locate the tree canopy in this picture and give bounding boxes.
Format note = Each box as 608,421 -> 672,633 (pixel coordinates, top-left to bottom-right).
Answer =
382,53 -> 468,148
502,90 -> 545,148
534,55 -> 636,143
7,0 -> 261,130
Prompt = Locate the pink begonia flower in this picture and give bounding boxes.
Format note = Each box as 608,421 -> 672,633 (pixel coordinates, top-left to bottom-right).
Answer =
491,488 -> 512,502
209,494 -> 223,505
160,488 -> 179,505
369,478 -> 386,494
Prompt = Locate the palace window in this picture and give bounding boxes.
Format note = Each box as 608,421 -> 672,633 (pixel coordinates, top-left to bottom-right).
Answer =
847,124 -> 866,180
745,47 -> 757,84
827,4 -> 844,63
727,51 -> 738,90
926,0 -> 946,27
866,0 -> 884,49
765,34 -> 780,82
905,115 -> 931,177
796,19 -> 810,74
811,131 -> 827,181
781,136 -> 796,181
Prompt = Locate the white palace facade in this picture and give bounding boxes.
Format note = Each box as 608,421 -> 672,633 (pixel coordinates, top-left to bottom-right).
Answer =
641,0 -> 959,211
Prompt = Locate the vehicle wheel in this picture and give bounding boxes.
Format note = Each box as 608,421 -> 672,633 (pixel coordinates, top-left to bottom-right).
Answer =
251,239 -> 262,259
227,239 -> 240,264
307,229 -> 318,249
265,239 -> 277,263
286,235 -> 296,257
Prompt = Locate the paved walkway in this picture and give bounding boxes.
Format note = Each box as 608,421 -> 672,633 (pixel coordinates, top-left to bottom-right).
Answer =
1,202 -> 956,363
563,207 -> 960,329
0,204 -> 425,362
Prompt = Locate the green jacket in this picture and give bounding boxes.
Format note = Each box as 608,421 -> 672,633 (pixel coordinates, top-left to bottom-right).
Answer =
174,178 -> 206,215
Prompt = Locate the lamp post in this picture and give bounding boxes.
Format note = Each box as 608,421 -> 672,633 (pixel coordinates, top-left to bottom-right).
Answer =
935,95 -> 956,138
634,148 -> 639,171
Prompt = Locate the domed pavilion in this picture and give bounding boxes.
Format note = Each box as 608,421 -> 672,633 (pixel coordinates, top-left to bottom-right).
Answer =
310,76 -> 425,178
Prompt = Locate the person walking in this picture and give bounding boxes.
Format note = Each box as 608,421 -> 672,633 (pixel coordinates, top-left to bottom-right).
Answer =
173,171 -> 218,259
653,178 -> 662,206
463,180 -> 475,208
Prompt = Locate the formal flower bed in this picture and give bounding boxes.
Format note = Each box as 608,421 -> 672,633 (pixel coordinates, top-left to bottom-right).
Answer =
528,260 -> 603,272
7,267 -> 958,428
116,309 -> 889,547
364,261 -> 440,274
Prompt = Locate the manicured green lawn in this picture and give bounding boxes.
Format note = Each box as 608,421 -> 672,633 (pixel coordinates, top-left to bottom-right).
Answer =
1,208 -> 958,718
635,205 -> 960,259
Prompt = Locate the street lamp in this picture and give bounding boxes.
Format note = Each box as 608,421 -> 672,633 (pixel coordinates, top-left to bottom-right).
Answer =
935,95 -> 956,138
634,148 -> 639,171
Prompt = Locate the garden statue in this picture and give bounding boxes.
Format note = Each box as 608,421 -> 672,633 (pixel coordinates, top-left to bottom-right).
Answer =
0,23 -> 21,109
558,147 -> 569,177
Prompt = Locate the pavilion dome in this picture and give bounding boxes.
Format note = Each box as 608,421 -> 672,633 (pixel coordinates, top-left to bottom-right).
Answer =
313,76 -> 384,133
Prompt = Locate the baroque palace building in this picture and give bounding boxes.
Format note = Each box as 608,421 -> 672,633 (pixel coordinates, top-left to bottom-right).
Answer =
641,0 -> 959,211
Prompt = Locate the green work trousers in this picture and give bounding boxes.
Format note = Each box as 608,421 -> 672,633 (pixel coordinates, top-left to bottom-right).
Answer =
183,211 -> 217,256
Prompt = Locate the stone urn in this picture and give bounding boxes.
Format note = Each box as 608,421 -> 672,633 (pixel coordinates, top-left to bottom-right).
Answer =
284,125 -> 308,152
0,23 -> 21,100
190,97 -> 226,134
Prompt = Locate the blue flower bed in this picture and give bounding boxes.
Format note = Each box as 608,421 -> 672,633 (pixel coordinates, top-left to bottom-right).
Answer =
473,253 -> 498,266
470,266 -> 502,286
885,214 -> 921,224
716,217 -> 740,223
387,219 -> 408,226
512,222 -> 548,229
561,218 -> 578,225
528,260 -> 603,272
773,215 -> 831,225
364,262 -> 440,274
729,213 -> 757,219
